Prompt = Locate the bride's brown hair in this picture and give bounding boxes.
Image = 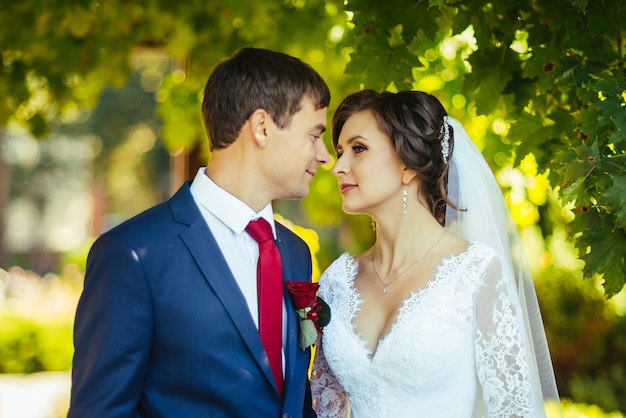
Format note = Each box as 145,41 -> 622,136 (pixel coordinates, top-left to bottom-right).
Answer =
332,89 -> 458,225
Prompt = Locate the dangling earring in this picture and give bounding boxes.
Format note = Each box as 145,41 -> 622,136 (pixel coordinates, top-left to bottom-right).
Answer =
371,218 -> 376,231
403,187 -> 408,219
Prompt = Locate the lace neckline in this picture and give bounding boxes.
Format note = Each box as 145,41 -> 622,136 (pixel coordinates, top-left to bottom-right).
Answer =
342,242 -> 476,360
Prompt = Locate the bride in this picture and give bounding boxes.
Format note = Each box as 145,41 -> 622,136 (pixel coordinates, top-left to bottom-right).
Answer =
310,89 -> 561,417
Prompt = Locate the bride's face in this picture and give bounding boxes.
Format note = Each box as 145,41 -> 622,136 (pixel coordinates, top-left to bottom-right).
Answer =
332,110 -> 406,216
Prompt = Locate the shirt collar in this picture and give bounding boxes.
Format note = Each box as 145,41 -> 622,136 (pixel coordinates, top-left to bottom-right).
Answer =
190,168 -> 276,237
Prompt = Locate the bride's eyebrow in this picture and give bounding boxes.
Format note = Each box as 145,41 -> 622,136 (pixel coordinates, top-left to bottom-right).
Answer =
345,135 -> 369,145
337,135 -> 370,152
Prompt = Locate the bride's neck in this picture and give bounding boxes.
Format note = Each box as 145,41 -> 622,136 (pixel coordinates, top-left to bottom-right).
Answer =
373,213 -> 444,265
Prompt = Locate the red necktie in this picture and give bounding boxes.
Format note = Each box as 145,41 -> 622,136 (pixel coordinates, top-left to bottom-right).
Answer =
246,218 -> 283,395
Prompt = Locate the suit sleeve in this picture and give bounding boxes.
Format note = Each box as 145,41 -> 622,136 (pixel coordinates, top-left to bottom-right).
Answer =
68,232 -> 154,418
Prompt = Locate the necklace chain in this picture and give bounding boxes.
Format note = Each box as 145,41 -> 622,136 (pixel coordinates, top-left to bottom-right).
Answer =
372,230 -> 446,295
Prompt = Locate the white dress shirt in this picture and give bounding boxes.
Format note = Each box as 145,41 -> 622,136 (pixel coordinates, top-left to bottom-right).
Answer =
189,168 -> 287,373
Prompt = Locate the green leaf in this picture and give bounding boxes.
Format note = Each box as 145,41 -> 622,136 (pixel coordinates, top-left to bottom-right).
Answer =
463,48 -> 517,114
317,297 -> 331,328
298,319 -> 318,350
578,107 -> 601,140
387,24 -> 405,48
580,215 -> 626,297
507,112 -> 559,166
557,141 -> 602,207
601,175 -> 626,229
346,36 -> 418,89
522,44 -> 561,80
564,142 -> 599,181
606,92 -> 626,144
595,97 -> 625,128
562,178 -> 587,205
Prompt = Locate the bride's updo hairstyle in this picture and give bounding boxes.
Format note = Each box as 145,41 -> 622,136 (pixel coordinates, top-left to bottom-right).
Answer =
332,89 -> 457,225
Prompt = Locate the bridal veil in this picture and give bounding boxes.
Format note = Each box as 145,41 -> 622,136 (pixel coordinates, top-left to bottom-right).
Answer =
444,117 -> 561,414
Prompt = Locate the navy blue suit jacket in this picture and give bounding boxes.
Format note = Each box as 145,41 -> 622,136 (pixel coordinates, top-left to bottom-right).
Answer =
69,182 -> 316,418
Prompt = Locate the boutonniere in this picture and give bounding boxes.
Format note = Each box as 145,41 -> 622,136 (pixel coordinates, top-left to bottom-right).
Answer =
285,281 -> 331,350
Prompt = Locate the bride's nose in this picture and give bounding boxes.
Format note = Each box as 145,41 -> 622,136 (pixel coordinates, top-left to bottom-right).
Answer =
331,157 -> 348,177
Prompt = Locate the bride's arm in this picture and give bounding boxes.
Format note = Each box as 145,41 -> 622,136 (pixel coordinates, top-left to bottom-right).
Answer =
310,337 -> 350,418
474,255 -> 546,418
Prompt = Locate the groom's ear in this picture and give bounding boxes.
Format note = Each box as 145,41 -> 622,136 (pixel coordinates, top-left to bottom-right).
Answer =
249,109 -> 269,147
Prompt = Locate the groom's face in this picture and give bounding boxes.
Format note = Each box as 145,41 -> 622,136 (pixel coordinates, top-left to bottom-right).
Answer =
262,96 -> 330,200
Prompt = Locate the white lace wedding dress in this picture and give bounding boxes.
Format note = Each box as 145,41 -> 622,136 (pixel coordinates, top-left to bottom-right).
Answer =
311,242 -> 546,418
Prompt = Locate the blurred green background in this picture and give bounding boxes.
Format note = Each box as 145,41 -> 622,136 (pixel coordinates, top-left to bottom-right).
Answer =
1,0 -> 625,416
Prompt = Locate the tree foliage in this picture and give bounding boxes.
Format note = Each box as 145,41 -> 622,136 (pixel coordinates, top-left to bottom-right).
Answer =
1,0 -> 625,295
0,0 -> 348,135
343,0 -> 626,296
0,0 -> 350,266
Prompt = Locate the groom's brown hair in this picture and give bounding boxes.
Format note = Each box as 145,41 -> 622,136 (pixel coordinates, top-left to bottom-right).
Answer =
202,47 -> 330,151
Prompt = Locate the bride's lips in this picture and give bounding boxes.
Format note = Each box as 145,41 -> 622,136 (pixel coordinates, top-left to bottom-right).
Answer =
339,183 -> 357,194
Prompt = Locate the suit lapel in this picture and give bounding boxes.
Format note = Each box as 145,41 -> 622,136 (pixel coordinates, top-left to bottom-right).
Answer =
169,184 -> 278,392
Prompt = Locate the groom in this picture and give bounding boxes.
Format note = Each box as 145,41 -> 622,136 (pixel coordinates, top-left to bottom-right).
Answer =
68,48 -> 330,417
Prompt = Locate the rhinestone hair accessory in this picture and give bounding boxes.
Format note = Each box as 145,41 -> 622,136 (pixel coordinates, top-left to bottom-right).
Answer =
440,120 -> 450,163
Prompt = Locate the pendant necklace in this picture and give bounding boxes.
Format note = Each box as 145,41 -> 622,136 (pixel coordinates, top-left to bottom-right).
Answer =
372,230 -> 446,295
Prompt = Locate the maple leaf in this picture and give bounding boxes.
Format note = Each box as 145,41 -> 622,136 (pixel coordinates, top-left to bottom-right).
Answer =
601,175 -> 626,230
582,226 -> 626,298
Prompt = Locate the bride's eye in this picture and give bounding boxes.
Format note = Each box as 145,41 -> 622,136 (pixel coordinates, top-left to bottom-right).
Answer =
353,144 -> 367,153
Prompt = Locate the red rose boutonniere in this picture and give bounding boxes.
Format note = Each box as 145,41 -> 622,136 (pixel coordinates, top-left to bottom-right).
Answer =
285,281 -> 331,350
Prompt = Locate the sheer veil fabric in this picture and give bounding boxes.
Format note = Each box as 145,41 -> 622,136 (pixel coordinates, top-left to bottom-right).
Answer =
444,117 -> 561,412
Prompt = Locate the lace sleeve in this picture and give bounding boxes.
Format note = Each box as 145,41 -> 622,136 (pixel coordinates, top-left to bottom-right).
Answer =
474,255 -> 544,418
310,338 -> 350,418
